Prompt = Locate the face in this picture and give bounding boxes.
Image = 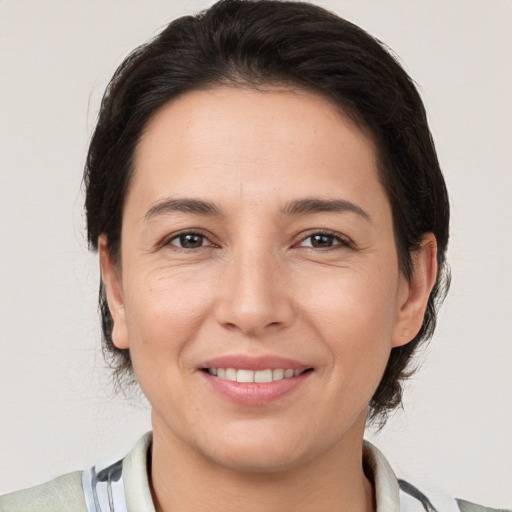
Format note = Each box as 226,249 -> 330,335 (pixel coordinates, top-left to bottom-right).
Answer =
101,87 -> 433,473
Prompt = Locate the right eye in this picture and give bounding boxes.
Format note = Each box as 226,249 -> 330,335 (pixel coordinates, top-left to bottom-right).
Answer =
167,232 -> 209,249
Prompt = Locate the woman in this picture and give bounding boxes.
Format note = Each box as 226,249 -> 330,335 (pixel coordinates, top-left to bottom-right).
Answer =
1,1 -> 509,511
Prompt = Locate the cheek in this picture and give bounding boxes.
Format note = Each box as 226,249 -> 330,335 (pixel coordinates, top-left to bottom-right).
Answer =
121,266 -> 217,372
299,266 -> 399,385
300,261 -> 400,334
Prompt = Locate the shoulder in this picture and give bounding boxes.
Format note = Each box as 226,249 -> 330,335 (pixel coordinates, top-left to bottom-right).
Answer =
456,498 -> 512,512
363,440 -> 510,512
0,432 -> 154,512
398,478 -> 511,512
0,471 -> 86,512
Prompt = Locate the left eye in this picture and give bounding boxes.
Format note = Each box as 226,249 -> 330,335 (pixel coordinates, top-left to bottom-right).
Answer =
168,233 -> 209,249
298,233 -> 346,248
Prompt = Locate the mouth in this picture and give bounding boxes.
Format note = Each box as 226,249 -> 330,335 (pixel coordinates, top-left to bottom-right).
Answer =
199,355 -> 314,404
202,367 -> 313,383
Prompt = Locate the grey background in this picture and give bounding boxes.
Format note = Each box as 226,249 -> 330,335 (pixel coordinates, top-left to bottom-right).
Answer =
1,0 -> 511,507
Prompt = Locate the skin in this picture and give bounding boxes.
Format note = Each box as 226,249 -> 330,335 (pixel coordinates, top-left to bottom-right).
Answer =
99,87 -> 437,512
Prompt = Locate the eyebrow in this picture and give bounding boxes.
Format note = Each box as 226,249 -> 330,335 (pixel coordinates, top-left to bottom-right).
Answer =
280,198 -> 371,221
144,196 -> 370,222
145,198 -> 224,220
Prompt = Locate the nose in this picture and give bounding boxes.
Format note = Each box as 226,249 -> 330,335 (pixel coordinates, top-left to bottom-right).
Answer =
215,246 -> 295,337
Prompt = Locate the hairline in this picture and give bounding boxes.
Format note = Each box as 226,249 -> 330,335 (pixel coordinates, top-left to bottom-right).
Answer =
111,80 -> 391,257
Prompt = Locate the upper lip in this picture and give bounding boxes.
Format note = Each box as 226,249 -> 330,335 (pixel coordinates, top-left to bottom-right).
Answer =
200,355 -> 311,371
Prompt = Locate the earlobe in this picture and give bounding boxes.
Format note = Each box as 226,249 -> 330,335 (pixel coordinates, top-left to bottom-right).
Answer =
391,233 -> 438,348
98,235 -> 129,350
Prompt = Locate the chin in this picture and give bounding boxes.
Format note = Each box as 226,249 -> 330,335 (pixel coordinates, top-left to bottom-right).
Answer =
195,425 -> 325,475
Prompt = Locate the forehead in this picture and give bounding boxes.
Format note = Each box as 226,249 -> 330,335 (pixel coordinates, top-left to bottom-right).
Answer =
129,86 -> 385,215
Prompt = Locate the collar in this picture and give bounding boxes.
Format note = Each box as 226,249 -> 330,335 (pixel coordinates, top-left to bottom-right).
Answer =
363,440 -> 401,511
82,432 -> 458,512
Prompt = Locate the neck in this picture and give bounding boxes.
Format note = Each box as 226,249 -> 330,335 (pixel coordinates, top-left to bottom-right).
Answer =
149,412 -> 374,512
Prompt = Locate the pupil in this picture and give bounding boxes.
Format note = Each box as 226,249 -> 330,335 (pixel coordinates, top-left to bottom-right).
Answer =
181,234 -> 202,248
312,234 -> 332,247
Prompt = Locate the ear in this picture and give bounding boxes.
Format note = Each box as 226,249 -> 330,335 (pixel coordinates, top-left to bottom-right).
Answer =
391,233 -> 438,348
98,235 -> 129,350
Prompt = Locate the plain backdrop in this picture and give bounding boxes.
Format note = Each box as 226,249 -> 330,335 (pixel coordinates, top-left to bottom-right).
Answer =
1,0 -> 511,507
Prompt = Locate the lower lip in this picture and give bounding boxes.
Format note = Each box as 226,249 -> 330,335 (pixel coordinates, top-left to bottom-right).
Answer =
200,371 -> 312,406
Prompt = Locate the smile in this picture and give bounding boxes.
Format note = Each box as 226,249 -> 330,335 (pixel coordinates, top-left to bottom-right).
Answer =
206,368 -> 309,383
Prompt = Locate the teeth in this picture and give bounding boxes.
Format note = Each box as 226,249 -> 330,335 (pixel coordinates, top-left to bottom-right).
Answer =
272,368 -> 284,380
225,368 -> 237,381
254,369 -> 272,383
237,369 -> 254,383
207,367 -> 306,382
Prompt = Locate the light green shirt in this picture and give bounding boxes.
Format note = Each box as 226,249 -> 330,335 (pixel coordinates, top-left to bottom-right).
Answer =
0,433 -> 508,512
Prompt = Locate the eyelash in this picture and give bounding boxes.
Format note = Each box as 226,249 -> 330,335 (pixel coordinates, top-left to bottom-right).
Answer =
162,229 -> 352,251
163,230 -> 215,251
294,230 -> 352,250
